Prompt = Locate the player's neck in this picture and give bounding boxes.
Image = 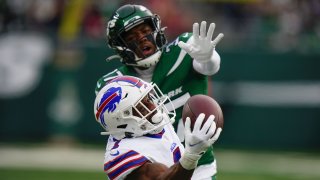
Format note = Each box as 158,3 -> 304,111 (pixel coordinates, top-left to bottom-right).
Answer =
134,66 -> 155,82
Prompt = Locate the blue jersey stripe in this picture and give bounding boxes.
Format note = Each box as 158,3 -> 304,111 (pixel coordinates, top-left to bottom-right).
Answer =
108,156 -> 148,179
104,150 -> 137,170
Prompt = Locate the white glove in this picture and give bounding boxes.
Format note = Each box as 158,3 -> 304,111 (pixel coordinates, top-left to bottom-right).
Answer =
179,113 -> 222,170
178,21 -> 224,63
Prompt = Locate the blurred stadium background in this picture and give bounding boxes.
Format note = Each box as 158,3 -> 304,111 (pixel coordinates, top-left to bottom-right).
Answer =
1,0 -> 320,179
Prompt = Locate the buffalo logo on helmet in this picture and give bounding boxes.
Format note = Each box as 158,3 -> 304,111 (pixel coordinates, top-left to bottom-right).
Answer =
95,87 -> 122,127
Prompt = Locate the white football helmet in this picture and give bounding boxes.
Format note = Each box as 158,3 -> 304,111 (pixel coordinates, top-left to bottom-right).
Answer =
94,76 -> 175,140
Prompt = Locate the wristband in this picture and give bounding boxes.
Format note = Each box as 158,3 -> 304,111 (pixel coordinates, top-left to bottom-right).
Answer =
179,151 -> 202,170
193,50 -> 220,76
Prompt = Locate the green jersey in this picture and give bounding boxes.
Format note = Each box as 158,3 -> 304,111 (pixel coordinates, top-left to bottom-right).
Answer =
95,33 -> 215,166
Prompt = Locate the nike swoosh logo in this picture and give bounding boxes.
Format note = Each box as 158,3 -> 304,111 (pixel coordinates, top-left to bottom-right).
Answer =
189,142 -> 202,147
110,150 -> 119,156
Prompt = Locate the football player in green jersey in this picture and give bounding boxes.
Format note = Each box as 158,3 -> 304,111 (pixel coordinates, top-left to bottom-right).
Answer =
95,4 -> 224,180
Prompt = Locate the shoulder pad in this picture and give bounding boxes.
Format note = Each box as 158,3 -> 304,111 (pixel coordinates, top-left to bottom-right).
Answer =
163,33 -> 192,53
178,32 -> 192,42
95,70 -> 120,95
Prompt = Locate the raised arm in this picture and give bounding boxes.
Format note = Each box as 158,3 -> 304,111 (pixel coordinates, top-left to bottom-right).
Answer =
178,21 -> 224,76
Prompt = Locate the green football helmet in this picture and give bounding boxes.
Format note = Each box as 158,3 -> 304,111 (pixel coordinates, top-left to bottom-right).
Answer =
106,4 -> 167,68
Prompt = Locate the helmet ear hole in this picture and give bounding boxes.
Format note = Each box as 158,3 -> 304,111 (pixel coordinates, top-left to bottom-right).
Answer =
125,132 -> 134,138
117,124 -> 128,129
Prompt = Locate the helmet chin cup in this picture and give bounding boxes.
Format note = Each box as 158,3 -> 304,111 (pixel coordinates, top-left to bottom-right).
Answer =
119,48 -> 161,68
151,111 -> 163,124
136,51 -> 161,68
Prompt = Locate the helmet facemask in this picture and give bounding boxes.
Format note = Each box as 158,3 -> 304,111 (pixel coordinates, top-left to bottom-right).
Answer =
130,86 -> 173,132
116,31 -> 163,67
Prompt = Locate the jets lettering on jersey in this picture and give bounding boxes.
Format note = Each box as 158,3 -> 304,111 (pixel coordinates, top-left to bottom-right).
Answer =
165,86 -> 183,98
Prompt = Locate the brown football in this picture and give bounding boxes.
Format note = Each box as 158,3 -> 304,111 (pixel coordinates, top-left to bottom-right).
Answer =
182,94 -> 224,131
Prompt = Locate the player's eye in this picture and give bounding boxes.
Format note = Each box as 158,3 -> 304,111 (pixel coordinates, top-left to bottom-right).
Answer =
142,29 -> 151,35
148,93 -> 156,101
124,32 -> 137,42
132,109 -> 140,118
132,105 -> 144,118
142,25 -> 152,32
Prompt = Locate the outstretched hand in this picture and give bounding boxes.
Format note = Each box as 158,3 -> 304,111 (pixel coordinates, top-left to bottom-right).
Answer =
179,113 -> 222,170
178,21 -> 224,63
184,113 -> 222,156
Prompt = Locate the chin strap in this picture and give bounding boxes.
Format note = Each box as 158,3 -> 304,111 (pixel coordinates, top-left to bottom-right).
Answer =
100,131 -> 111,135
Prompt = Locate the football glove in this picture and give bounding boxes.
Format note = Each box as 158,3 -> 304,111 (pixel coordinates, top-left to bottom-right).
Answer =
180,113 -> 222,170
178,21 -> 224,63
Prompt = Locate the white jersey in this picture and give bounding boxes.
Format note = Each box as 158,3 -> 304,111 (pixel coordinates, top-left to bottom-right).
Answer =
103,124 -> 184,180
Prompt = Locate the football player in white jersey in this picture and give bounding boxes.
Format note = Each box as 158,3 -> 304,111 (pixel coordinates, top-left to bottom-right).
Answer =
94,76 -> 222,180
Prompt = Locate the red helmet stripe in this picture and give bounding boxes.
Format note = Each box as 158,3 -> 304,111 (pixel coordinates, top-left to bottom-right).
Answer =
111,76 -> 143,88
96,92 -> 118,120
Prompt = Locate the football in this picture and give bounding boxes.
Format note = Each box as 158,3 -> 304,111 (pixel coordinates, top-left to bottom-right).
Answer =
182,94 -> 224,131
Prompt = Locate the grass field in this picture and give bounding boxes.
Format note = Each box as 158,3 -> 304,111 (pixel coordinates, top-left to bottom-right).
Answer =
2,168 -> 318,180
1,144 -> 320,180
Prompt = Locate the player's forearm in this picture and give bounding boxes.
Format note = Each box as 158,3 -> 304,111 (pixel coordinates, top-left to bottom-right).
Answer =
128,162 -> 194,179
161,163 -> 194,179
157,152 -> 201,179
156,151 -> 203,179
193,50 -> 220,76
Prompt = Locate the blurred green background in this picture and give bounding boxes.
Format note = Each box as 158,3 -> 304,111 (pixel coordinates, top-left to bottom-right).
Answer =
1,0 -> 320,179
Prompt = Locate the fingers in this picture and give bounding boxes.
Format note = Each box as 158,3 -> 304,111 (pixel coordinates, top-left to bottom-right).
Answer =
193,22 -> 199,41
200,21 -> 206,39
193,21 -> 223,47
194,114 -> 217,138
194,21 -> 216,40
180,22 -> 223,60
211,33 -> 224,48
184,117 -> 192,134
207,23 -> 215,41
201,114 -> 215,131
209,127 -> 222,143
199,115 -> 216,139
204,115 -> 216,137
178,41 -> 192,54
194,21 -> 208,40
193,113 -> 205,131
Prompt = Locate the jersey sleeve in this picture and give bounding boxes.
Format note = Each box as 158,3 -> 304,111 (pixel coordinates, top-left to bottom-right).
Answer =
104,150 -> 148,180
178,32 -> 193,43
163,32 -> 192,54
